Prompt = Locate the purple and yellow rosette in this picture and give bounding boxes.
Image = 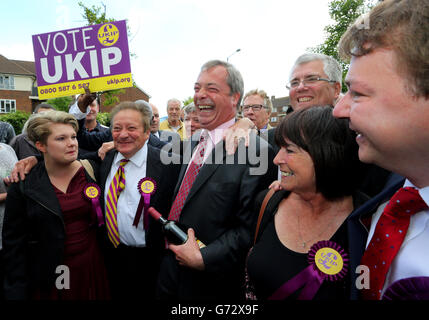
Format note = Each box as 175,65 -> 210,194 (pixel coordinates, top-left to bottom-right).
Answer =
133,177 -> 157,230
83,183 -> 104,227
268,240 -> 349,300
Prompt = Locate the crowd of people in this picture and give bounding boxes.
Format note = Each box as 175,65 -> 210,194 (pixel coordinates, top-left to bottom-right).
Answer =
0,0 -> 428,301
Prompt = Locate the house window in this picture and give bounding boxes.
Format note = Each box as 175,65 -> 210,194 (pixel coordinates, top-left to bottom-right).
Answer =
0,100 -> 16,113
0,75 -> 15,90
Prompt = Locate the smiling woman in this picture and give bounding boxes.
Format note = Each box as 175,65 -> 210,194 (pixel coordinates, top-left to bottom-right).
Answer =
2,110 -> 110,300
246,106 -> 367,301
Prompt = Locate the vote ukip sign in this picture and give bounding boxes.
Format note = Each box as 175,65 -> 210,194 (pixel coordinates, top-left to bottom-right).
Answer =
32,20 -> 132,99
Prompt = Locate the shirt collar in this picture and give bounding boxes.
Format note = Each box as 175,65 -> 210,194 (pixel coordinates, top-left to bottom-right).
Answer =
404,179 -> 429,207
204,117 -> 236,146
115,142 -> 148,168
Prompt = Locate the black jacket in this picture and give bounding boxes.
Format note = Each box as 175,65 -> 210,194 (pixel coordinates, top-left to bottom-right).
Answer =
2,161 -> 99,300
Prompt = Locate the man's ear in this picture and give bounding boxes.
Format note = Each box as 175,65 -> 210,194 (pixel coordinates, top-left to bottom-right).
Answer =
35,141 -> 46,153
333,82 -> 342,100
231,92 -> 241,109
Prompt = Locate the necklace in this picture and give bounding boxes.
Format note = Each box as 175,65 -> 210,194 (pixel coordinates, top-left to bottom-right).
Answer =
297,212 -> 343,249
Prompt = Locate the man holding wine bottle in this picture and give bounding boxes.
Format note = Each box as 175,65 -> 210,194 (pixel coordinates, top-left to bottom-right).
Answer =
156,60 -> 276,300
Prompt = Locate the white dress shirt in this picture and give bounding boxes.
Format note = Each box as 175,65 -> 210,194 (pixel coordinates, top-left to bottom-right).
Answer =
184,117 -> 235,173
105,144 -> 148,247
366,179 -> 429,296
69,100 -> 89,120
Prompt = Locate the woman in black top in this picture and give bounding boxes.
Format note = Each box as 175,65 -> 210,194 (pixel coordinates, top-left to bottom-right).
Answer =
246,106 -> 368,300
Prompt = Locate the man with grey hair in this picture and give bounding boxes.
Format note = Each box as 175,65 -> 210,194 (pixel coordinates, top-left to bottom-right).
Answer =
157,60 -> 276,300
267,53 -> 391,197
159,98 -> 186,140
241,89 -> 273,132
287,52 -> 342,111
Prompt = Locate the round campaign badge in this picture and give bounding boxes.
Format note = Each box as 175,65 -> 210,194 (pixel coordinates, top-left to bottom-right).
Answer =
83,183 -> 104,227
84,183 -> 100,200
308,241 -> 349,282
138,177 -> 157,196
98,23 -> 120,46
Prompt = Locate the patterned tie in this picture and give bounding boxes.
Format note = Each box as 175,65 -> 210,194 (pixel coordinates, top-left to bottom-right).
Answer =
105,159 -> 130,247
168,131 -> 208,221
360,187 -> 428,300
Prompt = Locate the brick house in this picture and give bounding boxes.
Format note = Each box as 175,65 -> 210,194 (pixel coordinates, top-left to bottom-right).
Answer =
0,54 -> 39,114
269,95 -> 290,127
0,54 -> 150,114
100,85 -> 150,113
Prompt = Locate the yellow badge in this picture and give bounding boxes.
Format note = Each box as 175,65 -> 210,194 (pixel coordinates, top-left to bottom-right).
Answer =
85,185 -> 99,199
140,180 -> 155,194
98,23 -> 120,46
314,247 -> 344,275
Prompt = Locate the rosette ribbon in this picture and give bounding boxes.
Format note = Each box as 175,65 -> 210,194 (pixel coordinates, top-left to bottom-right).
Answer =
83,183 -> 104,227
133,177 -> 157,230
268,240 -> 349,300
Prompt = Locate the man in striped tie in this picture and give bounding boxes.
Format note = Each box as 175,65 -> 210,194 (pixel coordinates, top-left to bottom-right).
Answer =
98,101 -> 180,300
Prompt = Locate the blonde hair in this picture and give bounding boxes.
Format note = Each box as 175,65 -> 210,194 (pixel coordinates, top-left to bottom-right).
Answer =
242,89 -> 273,113
26,110 -> 79,144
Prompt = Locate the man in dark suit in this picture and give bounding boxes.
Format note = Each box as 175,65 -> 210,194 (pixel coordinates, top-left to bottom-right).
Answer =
97,101 -> 180,299
156,60 -> 276,300
333,0 -> 429,300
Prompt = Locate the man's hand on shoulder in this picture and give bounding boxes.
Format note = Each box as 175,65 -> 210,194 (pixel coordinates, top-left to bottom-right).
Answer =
8,156 -> 38,183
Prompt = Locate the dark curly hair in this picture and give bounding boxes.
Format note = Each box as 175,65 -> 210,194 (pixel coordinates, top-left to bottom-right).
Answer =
275,106 -> 363,200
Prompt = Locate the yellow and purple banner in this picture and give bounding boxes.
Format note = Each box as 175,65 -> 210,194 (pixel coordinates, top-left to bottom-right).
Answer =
32,20 -> 132,99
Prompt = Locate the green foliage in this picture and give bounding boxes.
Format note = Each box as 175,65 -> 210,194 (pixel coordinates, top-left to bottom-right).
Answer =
78,2 -> 115,25
182,96 -> 194,107
101,89 -> 125,107
0,111 -> 30,134
47,96 -> 73,112
96,112 -> 111,127
311,0 -> 374,92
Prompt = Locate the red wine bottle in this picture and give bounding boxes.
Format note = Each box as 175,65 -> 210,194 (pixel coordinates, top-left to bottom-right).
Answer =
148,207 -> 205,248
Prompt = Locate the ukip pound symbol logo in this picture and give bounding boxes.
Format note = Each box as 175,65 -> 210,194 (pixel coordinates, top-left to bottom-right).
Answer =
98,23 -> 120,46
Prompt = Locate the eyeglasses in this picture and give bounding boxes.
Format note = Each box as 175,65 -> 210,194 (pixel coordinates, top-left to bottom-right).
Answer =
242,104 -> 266,112
286,76 -> 336,89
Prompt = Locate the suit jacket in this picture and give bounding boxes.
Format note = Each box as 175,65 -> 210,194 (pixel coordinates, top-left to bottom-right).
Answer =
346,172 -> 404,300
157,132 -> 276,299
266,127 -> 279,154
98,144 -> 181,252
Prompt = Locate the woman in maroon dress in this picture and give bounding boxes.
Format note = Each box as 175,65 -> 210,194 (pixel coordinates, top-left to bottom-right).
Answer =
2,110 -> 109,300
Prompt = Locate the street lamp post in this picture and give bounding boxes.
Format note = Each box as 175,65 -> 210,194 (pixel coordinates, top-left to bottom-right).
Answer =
227,48 -> 241,62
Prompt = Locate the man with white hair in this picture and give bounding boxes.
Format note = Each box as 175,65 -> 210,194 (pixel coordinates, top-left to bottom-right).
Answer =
287,53 -> 342,111
159,98 -> 186,140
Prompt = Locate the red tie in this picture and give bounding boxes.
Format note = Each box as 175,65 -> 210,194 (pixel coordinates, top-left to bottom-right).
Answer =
360,187 -> 428,300
168,131 -> 208,221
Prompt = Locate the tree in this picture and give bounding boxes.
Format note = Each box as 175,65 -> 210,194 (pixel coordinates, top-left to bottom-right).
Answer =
47,96 -> 73,112
78,2 -> 131,107
311,0 -> 376,91
182,96 -> 194,107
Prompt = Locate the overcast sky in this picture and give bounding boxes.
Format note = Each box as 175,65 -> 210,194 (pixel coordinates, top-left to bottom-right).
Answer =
0,0 -> 334,117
